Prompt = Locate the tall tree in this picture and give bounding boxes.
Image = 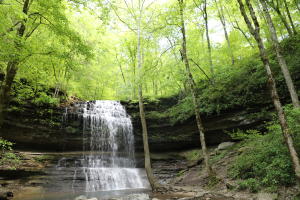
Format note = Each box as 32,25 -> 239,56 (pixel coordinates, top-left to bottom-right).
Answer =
0,0 -> 30,127
0,0 -> 91,126
111,0 -> 159,189
193,0 -> 214,77
225,6 -> 255,48
178,0 -> 213,176
214,0 -> 235,65
283,0 -> 297,35
266,0 -> 294,35
237,0 -> 300,181
136,0 -> 158,189
260,0 -> 300,108
295,0 -> 300,11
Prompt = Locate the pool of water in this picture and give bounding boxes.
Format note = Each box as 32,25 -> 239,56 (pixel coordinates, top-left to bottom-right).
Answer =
13,186 -> 150,200
5,151 -> 150,200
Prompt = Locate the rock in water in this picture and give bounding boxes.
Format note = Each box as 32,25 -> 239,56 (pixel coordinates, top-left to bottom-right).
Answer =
74,195 -> 87,200
126,194 -> 150,200
110,193 -> 150,200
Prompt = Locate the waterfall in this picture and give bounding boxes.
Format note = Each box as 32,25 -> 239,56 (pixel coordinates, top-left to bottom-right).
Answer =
61,100 -> 149,192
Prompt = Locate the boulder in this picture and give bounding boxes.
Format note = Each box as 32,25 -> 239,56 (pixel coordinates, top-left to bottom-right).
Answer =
74,195 -> 87,200
217,142 -> 235,151
0,192 -> 13,200
257,193 -> 278,200
112,193 -> 150,200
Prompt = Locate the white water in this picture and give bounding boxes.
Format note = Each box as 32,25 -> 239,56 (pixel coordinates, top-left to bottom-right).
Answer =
61,100 -> 149,192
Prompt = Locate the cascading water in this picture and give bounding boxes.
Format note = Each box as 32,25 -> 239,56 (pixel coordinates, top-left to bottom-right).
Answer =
59,100 -> 149,194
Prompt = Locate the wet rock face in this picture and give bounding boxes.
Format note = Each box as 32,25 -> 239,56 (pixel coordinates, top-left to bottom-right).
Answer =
129,106 -> 270,152
0,99 -> 270,152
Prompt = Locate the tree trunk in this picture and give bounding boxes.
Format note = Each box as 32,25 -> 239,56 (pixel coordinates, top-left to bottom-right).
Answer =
295,0 -> 300,12
0,0 -> 30,127
260,0 -> 300,108
268,0 -> 293,36
214,0 -> 234,65
283,0 -> 297,34
178,0 -> 213,176
238,0 -> 300,181
136,7 -> 157,189
203,0 -> 214,77
278,10 -> 293,36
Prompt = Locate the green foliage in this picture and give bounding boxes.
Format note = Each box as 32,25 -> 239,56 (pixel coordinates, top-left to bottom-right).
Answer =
228,129 -> 263,140
152,34 -> 300,125
181,149 -> 202,161
0,152 -> 21,170
167,96 -> 194,124
34,155 -> 55,163
176,169 -> 186,177
209,150 -> 227,164
229,105 -> 300,192
0,138 -> 13,153
11,79 -> 60,106
1,0 -> 299,103
237,178 -> 260,193
0,139 -> 20,170
12,85 -> 35,105
32,92 -> 59,106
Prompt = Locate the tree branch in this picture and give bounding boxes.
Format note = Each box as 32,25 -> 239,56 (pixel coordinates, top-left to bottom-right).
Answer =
189,58 -> 211,82
0,21 -> 22,37
111,3 -> 137,33
19,51 -> 54,63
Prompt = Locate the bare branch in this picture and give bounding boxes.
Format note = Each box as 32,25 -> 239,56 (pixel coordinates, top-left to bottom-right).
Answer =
189,58 -> 211,82
124,0 -> 138,22
111,2 -> 137,33
19,51 -> 54,63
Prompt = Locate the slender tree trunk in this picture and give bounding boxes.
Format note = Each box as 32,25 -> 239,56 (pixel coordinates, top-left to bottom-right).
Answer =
224,5 -> 255,48
133,63 -> 137,99
268,1 -> 294,36
238,0 -> 300,181
260,0 -> 300,108
283,0 -> 297,34
136,7 -> 157,190
116,55 -> 126,84
214,0 -> 234,65
203,0 -> 214,76
0,0 -> 30,127
119,64 -> 126,84
178,0 -> 213,176
278,11 -> 293,36
295,0 -> 300,11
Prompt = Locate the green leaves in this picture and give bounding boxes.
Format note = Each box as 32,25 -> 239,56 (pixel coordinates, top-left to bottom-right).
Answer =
1,0 -> 299,102
0,138 -> 13,152
229,105 -> 300,192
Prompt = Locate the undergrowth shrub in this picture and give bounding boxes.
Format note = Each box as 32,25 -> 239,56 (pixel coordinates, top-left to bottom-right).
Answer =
0,138 -> 20,170
32,92 -> 59,106
229,105 -> 300,192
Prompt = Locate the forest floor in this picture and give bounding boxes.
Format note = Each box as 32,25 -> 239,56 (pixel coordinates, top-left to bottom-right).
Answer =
151,143 -> 299,200
0,145 -> 299,200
